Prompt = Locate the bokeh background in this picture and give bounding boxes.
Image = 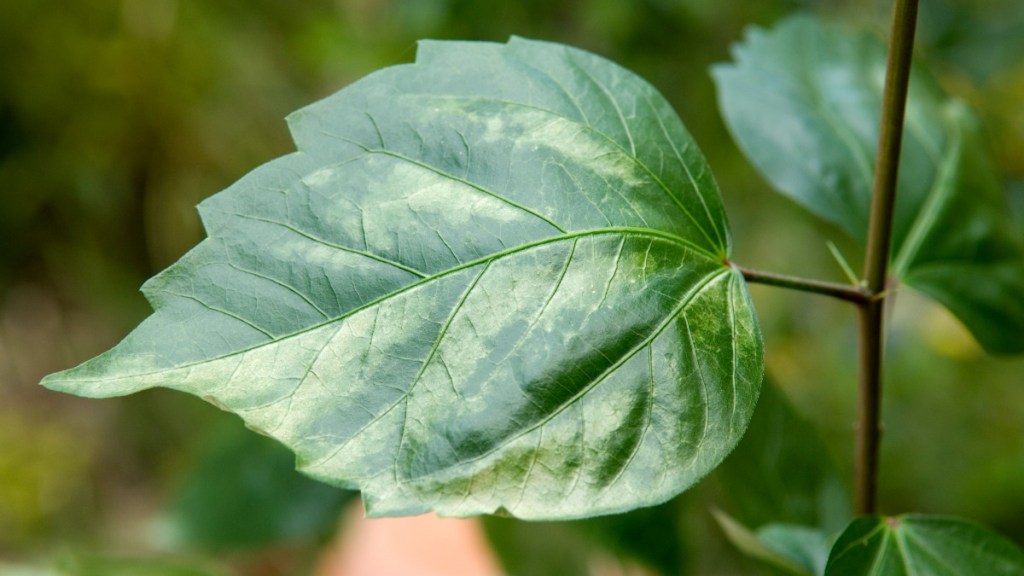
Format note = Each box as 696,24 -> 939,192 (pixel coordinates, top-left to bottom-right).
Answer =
2,0 -> 1022,574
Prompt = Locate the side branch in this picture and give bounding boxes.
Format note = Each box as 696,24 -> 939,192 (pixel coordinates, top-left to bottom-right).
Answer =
732,264 -> 870,304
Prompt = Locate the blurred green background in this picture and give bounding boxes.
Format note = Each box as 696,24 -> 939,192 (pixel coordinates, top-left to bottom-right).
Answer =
1,0 -> 1022,574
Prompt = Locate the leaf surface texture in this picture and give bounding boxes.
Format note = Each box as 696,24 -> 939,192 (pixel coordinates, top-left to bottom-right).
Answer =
825,515 -> 1024,575
43,38 -> 762,519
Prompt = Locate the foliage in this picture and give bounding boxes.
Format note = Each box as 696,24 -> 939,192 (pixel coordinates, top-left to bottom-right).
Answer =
825,515 -> 1024,575
713,15 -> 1024,353
9,1 -> 1024,573
43,37 -> 763,520
716,380 -> 849,532
169,421 -> 355,551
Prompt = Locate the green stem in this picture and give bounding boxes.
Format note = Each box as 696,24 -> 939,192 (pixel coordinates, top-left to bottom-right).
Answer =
735,264 -> 870,304
855,0 -> 920,516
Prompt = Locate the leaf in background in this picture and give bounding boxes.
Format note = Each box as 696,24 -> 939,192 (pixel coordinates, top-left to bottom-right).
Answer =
716,379 -> 850,532
484,494 -> 688,575
42,37 -> 763,520
481,517 -> 595,576
712,509 -> 814,576
713,15 -> 1024,354
169,420 -> 356,551
825,515 -> 1024,575
758,524 -> 832,576
573,495 -> 690,575
894,105 -> 1024,354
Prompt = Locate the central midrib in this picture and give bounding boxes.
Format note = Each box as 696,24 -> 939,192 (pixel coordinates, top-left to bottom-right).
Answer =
48,226 -> 722,386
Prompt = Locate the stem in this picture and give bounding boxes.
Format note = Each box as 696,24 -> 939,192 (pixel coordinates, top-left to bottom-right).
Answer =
855,301 -> 884,515
735,264 -> 870,304
855,0 -> 920,515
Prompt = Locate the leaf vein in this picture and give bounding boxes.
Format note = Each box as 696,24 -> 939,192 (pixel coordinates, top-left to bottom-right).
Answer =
392,262 -> 492,477
165,291 -> 275,338
401,268 -> 731,483
56,229 -> 715,387
565,52 -> 637,156
210,209 -> 428,278
643,90 -> 727,250
224,262 -> 330,319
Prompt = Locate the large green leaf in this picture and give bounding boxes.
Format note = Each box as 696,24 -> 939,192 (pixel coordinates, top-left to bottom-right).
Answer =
713,15 -> 1024,354
824,515 -> 1024,575
42,37 -> 762,520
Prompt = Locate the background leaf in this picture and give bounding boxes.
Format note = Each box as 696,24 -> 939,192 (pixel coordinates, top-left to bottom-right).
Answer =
825,515 -> 1024,575
713,379 -> 846,574
42,37 -> 762,520
713,14 -> 1024,354
716,379 -> 850,532
481,517 -> 594,576
168,420 -> 355,551
571,496 -> 690,575
758,524 -> 832,576
712,509 -> 814,575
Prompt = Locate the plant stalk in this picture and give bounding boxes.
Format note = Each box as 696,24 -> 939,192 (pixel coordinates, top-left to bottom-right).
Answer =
855,0 -> 920,515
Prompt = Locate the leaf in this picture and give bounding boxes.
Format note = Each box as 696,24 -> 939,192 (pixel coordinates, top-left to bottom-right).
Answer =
169,419 -> 356,551
572,495 -> 690,575
716,379 -> 850,532
713,15 -> 1024,354
42,37 -> 763,520
481,517 -> 593,576
758,524 -> 832,576
712,509 -> 813,575
824,515 -> 1024,575
487,494 -> 688,576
